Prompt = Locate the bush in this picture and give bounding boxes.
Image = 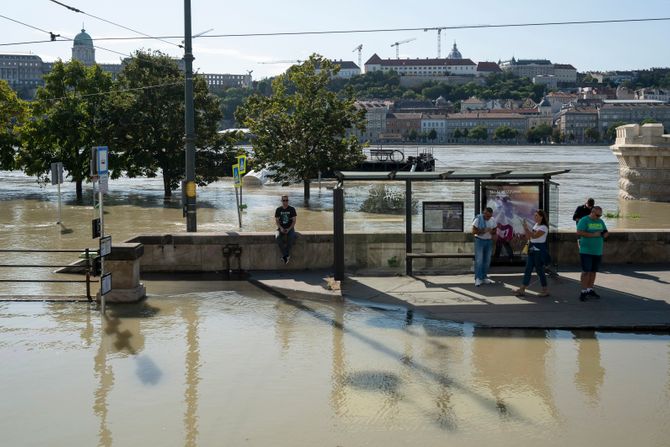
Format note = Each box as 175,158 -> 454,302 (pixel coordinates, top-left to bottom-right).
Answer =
359,184 -> 418,214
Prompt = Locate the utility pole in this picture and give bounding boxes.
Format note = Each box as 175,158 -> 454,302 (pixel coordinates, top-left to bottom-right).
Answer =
183,0 -> 197,232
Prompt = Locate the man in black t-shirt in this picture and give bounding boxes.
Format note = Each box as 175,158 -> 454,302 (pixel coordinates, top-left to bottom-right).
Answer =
274,195 -> 297,264
573,198 -> 595,224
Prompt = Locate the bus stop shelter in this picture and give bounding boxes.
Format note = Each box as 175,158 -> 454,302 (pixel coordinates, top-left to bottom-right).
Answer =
332,169 -> 570,280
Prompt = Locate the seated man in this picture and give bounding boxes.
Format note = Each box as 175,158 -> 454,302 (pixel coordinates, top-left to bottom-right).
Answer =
275,195 -> 297,264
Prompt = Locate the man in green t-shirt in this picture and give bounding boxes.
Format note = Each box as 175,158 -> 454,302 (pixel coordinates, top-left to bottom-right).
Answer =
576,206 -> 608,301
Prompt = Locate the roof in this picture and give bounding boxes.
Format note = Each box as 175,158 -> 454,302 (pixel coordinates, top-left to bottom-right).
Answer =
554,63 -> 576,70
447,112 -> 527,120
366,56 -> 476,67
476,62 -> 502,72
334,170 -> 570,182
332,60 -> 359,69
73,29 -> 93,47
388,112 -> 423,120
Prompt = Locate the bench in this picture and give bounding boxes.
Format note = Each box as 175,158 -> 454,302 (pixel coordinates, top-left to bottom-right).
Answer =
406,253 -> 474,260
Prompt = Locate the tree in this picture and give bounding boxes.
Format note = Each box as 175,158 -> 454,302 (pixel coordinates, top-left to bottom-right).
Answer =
0,80 -> 27,169
584,127 -> 601,143
469,125 -> 488,141
236,54 -> 366,201
551,128 -> 563,144
113,50 -> 226,198
18,60 -> 114,200
453,129 -> 462,140
428,128 -> 437,142
526,123 -> 553,143
606,121 -> 627,142
493,125 -> 518,142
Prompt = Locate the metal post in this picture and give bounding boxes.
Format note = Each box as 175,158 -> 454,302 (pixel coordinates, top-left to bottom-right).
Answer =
85,248 -> 91,302
405,180 -> 412,276
57,181 -> 62,225
183,0 -> 197,232
234,187 -> 242,229
474,179 -> 481,217
333,185 -> 344,281
99,187 -> 105,313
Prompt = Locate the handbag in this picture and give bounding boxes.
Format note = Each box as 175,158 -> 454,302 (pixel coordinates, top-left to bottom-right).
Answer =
521,241 -> 529,255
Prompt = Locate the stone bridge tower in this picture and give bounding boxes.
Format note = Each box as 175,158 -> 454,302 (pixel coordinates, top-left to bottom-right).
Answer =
611,123 -> 670,201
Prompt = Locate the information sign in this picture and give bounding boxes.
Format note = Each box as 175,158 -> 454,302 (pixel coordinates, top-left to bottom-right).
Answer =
232,164 -> 241,187
101,272 -> 112,295
50,162 -> 63,185
236,155 -> 247,174
99,175 -> 108,194
422,201 -> 464,232
92,218 -> 101,239
99,235 -> 112,257
96,146 -> 109,175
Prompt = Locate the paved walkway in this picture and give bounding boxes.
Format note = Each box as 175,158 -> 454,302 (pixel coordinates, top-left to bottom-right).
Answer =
252,264 -> 670,330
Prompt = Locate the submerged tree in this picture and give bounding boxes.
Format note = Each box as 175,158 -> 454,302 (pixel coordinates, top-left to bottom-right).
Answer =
0,80 -> 27,170
18,60 -> 113,200
236,54 -> 366,201
113,50 -> 226,198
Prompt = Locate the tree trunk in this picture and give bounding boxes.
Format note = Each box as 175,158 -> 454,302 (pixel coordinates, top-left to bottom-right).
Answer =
163,175 -> 172,199
303,179 -> 310,203
75,179 -> 83,202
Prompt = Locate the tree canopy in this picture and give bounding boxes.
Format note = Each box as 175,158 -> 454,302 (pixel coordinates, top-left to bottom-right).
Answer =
0,80 -> 27,169
18,60 -> 114,200
236,54 -> 366,200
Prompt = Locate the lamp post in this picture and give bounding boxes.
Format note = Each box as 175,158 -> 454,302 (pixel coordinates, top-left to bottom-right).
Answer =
183,0 -> 197,232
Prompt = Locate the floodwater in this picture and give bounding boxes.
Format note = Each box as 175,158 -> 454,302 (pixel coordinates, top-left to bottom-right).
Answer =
2,145 -> 670,445
1,285 -> 669,447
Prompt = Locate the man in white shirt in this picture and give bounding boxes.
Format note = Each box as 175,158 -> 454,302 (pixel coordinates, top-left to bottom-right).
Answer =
471,207 -> 497,286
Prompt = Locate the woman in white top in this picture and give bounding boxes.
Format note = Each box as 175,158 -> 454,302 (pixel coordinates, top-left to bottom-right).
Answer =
514,209 -> 550,297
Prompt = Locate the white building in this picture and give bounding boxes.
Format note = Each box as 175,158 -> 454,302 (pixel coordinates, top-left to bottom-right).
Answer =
421,114 -> 448,142
364,54 -> 477,77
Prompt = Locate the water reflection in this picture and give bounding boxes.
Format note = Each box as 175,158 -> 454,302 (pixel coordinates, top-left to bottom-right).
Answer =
572,330 -> 605,404
472,328 -> 557,422
1,294 -> 670,445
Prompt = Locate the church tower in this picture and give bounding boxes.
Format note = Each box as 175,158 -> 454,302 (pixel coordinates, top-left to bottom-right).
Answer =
72,28 -> 95,66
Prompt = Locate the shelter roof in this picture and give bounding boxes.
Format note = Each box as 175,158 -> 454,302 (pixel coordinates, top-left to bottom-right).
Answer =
334,169 -> 570,182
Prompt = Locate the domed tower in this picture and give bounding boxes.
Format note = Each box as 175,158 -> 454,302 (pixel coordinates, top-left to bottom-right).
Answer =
447,42 -> 462,60
72,28 -> 95,66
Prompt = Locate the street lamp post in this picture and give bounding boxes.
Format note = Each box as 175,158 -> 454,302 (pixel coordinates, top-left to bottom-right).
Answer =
183,0 -> 197,232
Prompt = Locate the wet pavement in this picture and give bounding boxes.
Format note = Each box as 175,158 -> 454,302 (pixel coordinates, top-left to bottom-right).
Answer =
252,264 -> 670,330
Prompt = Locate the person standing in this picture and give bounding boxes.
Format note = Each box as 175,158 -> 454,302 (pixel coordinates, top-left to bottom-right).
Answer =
514,210 -> 550,297
573,198 -> 595,224
275,195 -> 297,264
576,206 -> 608,301
472,207 -> 497,286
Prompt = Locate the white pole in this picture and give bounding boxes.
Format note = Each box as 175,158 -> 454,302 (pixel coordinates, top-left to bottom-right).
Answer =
235,187 -> 242,229
57,181 -> 62,224
99,186 -> 105,313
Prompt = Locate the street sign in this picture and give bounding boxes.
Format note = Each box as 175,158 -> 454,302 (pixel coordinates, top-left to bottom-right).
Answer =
92,218 -> 101,239
96,146 -> 109,175
232,164 -> 241,187
99,235 -> 112,257
50,162 -> 63,185
99,174 -> 108,194
237,155 -> 247,174
101,272 -> 112,295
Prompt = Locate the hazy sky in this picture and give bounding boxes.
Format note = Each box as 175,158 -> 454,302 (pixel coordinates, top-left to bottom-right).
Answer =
3,0 -> 670,79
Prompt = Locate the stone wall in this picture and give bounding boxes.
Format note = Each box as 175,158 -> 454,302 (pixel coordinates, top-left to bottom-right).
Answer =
128,230 -> 670,274
611,123 -> 670,201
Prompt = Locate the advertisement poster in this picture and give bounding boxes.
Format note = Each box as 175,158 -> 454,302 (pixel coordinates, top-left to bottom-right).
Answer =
482,182 -> 542,262
423,201 -> 464,232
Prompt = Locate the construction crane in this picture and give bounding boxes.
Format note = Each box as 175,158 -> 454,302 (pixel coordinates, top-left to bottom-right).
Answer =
390,38 -> 416,59
352,44 -> 363,71
424,27 -> 446,58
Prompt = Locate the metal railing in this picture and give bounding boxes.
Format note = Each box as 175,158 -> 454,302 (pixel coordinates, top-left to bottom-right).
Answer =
0,248 -> 97,301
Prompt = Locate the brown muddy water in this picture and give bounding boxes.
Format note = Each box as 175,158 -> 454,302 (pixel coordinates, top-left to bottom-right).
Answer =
2,145 -> 670,445
1,285 -> 669,447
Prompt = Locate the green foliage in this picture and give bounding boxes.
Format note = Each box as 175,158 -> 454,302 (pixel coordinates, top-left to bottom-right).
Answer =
428,128 -> 437,141
469,125 -> 488,141
526,123 -> 553,143
493,125 -> 518,141
606,121 -> 627,142
112,50 -> 226,197
18,60 -> 114,199
236,54 -> 366,186
584,127 -> 601,143
359,184 -> 418,214
0,80 -> 27,169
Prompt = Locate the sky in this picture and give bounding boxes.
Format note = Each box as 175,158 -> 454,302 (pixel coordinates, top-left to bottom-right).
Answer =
3,0 -> 670,80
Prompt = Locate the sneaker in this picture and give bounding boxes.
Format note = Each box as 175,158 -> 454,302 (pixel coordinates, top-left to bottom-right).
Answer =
587,289 -> 600,299
483,278 -> 496,285
579,291 -> 588,302
475,279 -> 483,287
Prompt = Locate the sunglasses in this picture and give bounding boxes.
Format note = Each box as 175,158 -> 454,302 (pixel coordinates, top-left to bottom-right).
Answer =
282,199 -> 288,202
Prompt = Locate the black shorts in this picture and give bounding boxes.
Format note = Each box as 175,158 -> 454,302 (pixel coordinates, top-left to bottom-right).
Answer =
580,253 -> 602,272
